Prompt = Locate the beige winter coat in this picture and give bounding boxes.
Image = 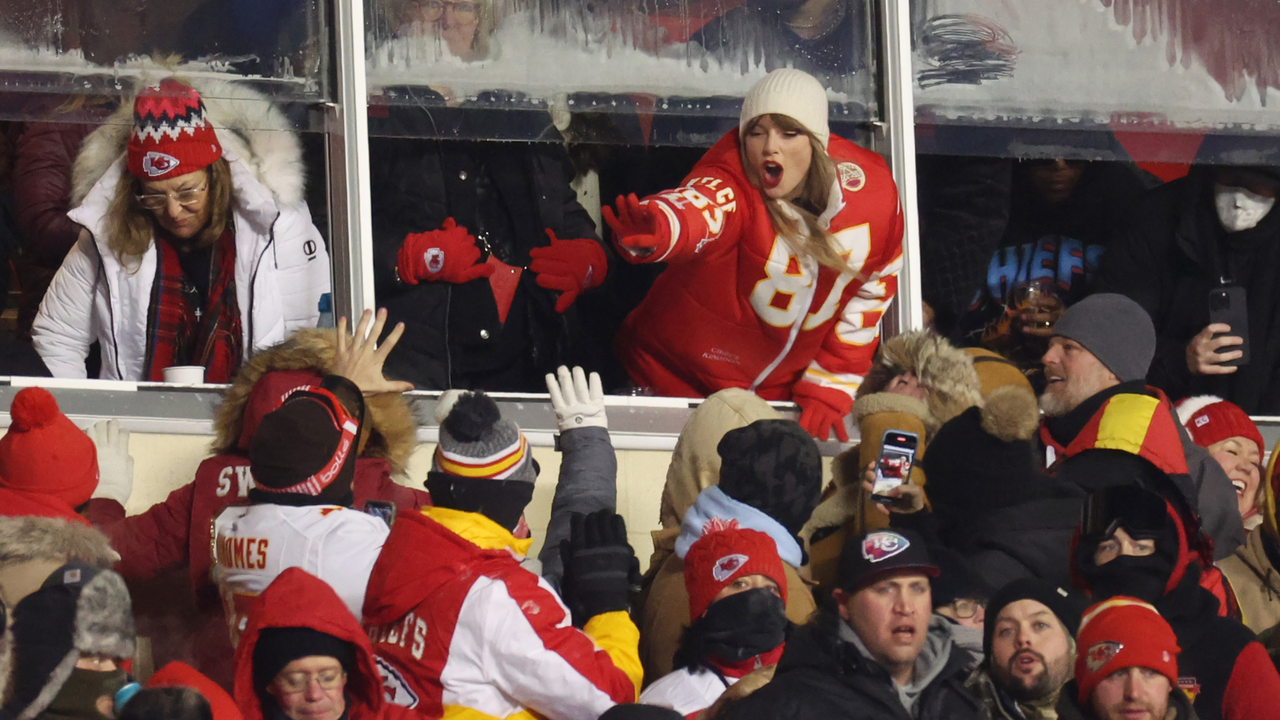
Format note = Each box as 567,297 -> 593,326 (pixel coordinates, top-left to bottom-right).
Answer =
1219,528 -> 1280,634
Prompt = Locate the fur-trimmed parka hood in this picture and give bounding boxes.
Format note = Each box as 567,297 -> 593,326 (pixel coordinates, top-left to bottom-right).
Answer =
856,331 -> 983,432
71,78 -> 305,208
212,329 -> 418,476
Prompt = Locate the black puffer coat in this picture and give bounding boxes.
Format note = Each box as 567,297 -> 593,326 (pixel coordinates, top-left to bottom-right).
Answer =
725,612 -> 983,720
369,98 -> 606,391
1100,167 -> 1280,412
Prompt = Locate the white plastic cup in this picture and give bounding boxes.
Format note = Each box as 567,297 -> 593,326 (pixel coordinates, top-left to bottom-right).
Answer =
162,365 -> 206,385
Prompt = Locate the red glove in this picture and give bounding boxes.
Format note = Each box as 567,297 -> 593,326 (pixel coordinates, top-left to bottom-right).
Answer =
793,381 -> 853,442
529,230 -> 607,313
396,218 -> 496,285
602,193 -> 667,258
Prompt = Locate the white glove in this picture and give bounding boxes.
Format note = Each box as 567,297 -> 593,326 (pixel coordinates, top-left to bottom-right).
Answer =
545,366 -> 607,432
87,419 -> 134,506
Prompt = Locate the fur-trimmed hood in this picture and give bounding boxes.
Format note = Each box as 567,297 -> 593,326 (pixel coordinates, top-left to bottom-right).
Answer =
0,516 -> 119,572
857,331 -> 983,432
71,78 -> 305,208
212,329 -> 418,476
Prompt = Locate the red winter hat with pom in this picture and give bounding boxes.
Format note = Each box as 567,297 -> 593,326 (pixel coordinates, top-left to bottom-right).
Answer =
0,387 -> 99,508
1175,395 -> 1265,455
684,525 -> 787,621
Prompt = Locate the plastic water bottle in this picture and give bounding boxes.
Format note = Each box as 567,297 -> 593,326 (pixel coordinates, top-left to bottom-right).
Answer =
318,293 -> 334,329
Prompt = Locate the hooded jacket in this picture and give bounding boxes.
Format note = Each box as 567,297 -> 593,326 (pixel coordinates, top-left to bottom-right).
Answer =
1072,499 -> 1280,720
362,506 -> 642,720
232,568 -> 413,720
723,613 -> 982,720
615,129 -> 904,404
1040,381 -> 1244,560
84,329 -> 427,688
32,79 -> 330,380
636,389 -> 814,683
1100,167 -> 1280,412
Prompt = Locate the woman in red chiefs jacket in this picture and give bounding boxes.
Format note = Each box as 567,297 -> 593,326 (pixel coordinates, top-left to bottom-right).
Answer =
604,69 -> 904,441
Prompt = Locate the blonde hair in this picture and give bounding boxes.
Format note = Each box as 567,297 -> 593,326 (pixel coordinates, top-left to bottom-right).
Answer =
104,157 -> 233,265
740,114 -> 846,274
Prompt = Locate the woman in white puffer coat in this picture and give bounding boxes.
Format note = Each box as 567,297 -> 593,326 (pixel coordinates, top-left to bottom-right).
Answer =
32,77 -> 330,381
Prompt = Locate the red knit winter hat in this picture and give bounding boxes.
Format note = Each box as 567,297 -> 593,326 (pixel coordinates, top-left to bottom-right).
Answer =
127,78 -> 223,181
237,370 -> 325,450
1075,597 -> 1180,704
684,525 -> 787,621
0,388 -> 98,508
1175,395 -> 1264,455
147,661 -> 243,720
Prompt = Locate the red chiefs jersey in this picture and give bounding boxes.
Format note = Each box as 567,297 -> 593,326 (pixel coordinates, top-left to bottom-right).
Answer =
615,130 -> 904,403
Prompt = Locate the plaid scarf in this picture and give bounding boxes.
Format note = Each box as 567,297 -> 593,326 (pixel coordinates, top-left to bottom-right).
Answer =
144,228 -> 243,382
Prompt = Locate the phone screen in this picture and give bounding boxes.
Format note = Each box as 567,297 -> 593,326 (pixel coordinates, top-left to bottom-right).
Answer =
871,431 -> 919,501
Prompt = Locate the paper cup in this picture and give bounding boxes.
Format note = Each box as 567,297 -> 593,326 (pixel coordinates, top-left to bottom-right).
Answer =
162,365 -> 206,385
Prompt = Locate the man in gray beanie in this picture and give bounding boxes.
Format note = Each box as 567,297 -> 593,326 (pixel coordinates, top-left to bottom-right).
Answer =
1037,293 -> 1244,558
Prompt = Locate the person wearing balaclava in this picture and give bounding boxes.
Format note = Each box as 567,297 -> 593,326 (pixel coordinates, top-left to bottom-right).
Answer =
1071,478 -> 1280,720
640,527 -> 789,717
361,390 -> 642,719
2,560 -> 136,720
211,309 -> 411,648
1099,151 -> 1280,413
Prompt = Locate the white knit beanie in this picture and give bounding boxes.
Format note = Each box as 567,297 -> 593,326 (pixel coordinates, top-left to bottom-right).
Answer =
739,69 -> 830,149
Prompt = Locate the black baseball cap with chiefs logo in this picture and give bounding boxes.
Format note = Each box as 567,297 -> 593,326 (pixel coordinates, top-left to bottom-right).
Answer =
838,529 -> 940,592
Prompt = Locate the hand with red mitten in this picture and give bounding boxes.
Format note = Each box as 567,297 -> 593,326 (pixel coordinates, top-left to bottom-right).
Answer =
396,217 -> 496,285
601,193 -> 668,260
792,380 -> 853,442
529,230 -> 607,313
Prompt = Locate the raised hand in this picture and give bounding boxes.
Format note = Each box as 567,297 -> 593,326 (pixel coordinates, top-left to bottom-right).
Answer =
334,308 -> 415,396
396,217 -> 497,285
601,193 -> 665,258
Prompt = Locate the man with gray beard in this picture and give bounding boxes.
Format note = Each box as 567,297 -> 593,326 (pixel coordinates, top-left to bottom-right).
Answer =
966,579 -> 1088,720
1035,293 -> 1242,558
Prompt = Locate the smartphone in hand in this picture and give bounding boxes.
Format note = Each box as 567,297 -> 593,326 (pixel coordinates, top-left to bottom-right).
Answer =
871,430 -> 920,505
1208,284 -> 1249,367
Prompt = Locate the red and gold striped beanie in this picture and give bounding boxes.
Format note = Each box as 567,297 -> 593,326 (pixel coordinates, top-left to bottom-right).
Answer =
433,391 -> 535,482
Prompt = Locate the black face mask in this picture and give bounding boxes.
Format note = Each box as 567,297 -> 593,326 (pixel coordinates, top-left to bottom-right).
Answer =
675,588 -> 788,669
425,472 -> 534,532
1084,554 -> 1173,604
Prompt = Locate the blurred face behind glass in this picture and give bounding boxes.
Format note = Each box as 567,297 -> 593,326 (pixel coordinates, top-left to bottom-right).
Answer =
137,169 -> 212,241
267,656 -> 347,720
1026,158 -> 1086,205
1090,667 -> 1171,720
989,600 -> 1073,702
400,0 -> 481,59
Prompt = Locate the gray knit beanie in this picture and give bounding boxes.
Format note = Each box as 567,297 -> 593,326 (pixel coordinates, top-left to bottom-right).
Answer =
1052,293 -> 1156,383
432,391 -> 536,483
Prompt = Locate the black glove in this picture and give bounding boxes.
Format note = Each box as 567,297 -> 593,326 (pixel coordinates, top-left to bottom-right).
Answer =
558,510 -> 640,627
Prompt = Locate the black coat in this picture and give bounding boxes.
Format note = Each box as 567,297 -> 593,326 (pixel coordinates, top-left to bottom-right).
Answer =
725,613 -> 983,720
368,102 -> 604,391
1100,168 -> 1280,412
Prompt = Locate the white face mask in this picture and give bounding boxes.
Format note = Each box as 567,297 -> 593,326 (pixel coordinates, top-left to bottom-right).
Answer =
1215,184 -> 1276,233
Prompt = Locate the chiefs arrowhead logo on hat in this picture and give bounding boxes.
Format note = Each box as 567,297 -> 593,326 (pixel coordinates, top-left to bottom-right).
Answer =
142,151 -> 180,178
1086,641 -> 1123,672
862,530 -> 909,563
712,553 -> 749,582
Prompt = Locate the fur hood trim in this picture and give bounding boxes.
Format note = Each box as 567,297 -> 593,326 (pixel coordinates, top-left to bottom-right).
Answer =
801,447 -> 861,543
853,392 -> 932,427
71,78 -> 304,207
1174,395 -> 1225,427
858,331 -> 982,428
0,516 -> 119,568
213,329 -> 418,476
979,386 -> 1041,442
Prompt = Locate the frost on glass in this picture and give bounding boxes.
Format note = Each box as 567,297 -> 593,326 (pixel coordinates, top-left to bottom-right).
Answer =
365,0 -> 876,135
0,0 -> 327,98
912,0 -> 1280,133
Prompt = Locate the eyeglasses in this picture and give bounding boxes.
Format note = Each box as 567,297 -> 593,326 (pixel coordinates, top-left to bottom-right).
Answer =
273,668 -> 346,695
949,598 -> 985,619
406,0 -> 478,21
135,184 -> 208,211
